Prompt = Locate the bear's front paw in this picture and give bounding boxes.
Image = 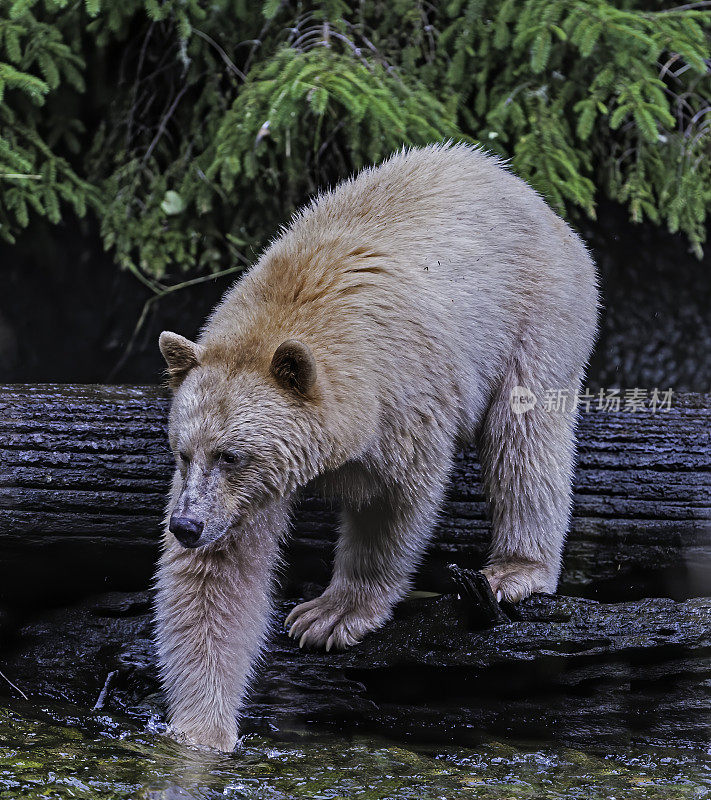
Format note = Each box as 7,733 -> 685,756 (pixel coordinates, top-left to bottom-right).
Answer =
284,590 -> 388,651
482,559 -> 557,604
168,720 -> 238,752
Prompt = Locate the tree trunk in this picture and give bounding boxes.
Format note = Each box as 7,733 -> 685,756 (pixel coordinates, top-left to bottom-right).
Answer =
0,385 -> 709,605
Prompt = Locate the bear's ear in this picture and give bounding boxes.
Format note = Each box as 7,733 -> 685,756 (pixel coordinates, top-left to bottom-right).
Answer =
159,331 -> 203,390
270,339 -> 317,398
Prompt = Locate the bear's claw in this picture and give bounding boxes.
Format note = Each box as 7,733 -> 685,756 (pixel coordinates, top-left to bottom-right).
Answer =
285,591 -> 385,651
482,559 -> 557,604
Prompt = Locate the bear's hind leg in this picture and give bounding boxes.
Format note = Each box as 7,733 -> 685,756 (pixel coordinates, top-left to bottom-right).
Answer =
479,366 -> 580,603
285,488 -> 444,651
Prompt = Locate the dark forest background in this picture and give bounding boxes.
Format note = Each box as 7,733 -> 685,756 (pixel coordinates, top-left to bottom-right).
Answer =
0,1 -> 709,388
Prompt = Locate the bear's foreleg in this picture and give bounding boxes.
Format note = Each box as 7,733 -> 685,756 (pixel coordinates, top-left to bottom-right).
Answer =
154,500 -> 288,750
286,480 -> 448,651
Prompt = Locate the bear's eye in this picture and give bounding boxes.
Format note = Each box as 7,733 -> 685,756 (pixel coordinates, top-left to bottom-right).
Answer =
215,450 -> 241,467
178,450 -> 191,465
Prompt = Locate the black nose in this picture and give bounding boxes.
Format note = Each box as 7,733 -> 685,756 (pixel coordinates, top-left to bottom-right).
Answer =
169,513 -> 204,548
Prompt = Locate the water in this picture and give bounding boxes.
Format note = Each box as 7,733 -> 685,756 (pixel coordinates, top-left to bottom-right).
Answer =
1,700 -> 709,800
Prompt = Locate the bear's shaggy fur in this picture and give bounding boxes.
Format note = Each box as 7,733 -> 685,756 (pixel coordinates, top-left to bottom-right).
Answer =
155,143 -> 598,750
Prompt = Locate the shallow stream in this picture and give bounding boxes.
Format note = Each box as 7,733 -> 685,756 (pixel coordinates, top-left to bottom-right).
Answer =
1,699 -> 709,800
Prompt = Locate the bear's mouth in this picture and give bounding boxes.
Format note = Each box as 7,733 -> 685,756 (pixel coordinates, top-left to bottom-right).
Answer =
175,537 -> 202,549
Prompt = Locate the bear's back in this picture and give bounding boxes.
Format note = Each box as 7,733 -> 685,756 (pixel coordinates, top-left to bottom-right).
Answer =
201,144 -> 597,434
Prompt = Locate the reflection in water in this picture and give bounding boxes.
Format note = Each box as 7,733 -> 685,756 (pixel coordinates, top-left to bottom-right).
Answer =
0,699 -> 709,799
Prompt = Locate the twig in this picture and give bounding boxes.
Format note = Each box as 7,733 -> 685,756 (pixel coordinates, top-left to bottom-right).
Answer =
657,1 -> 711,11
659,53 -> 681,82
317,119 -> 345,161
126,262 -> 164,295
126,22 -> 155,147
143,83 -> 189,163
107,295 -> 158,382
158,265 -> 245,294
108,264 -> 245,381
193,29 -> 247,81
93,670 -> 118,711
0,667 -> 28,700
329,31 -> 371,67
195,167 -> 229,203
243,17 -> 274,76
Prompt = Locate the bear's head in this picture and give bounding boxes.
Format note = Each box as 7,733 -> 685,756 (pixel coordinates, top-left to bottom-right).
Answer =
158,330 -> 322,549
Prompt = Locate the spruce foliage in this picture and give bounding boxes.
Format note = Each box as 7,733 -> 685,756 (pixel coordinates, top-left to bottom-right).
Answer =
1,0 -> 709,283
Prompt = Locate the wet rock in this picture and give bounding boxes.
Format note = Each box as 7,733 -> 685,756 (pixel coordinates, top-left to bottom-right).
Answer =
1,586 -> 709,749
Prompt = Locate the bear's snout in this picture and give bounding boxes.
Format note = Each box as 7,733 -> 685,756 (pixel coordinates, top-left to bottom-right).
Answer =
169,513 -> 204,548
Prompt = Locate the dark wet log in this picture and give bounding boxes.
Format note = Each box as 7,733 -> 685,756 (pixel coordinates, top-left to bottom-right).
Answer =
2,587 -> 709,749
0,385 -> 709,604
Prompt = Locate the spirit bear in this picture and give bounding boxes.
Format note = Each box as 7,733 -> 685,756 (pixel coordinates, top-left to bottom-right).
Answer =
155,143 -> 598,750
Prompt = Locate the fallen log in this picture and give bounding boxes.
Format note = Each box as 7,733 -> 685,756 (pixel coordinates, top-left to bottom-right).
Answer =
0,385 -> 709,606
2,581 -> 709,749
